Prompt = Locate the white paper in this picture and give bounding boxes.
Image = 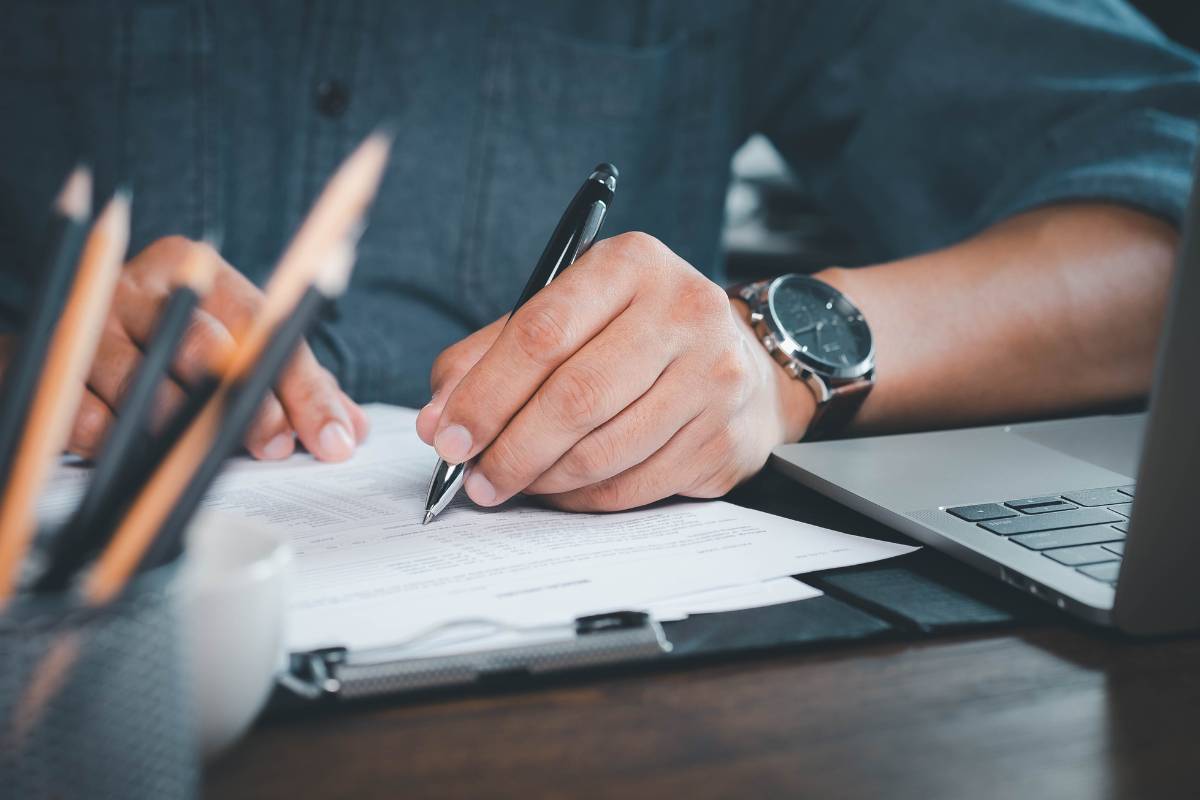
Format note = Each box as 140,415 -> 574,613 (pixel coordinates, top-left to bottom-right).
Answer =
647,576 -> 823,622
44,405 -> 915,653
188,405 -> 915,652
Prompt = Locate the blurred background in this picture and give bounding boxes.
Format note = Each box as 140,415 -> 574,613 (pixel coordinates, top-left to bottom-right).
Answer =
722,1 -> 1200,281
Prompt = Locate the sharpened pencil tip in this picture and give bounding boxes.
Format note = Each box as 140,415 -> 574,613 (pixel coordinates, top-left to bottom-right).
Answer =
422,511 -> 435,525
55,165 -> 92,221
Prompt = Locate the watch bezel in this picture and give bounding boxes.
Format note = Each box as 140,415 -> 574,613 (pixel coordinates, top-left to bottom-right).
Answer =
764,274 -> 875,381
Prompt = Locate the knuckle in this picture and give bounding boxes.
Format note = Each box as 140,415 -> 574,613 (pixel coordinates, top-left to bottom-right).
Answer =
512,304 -> 570,365
540,363 -> 609,433
431,344 -> 470,391
157,234 -> 195,255
710,426 -> 738,457
674,278 -> 728,322
711,347 -> 749,388
177,316 -> 231,373
609,231 -> 664,262
561,432 -> 620,483
480,436 -> 534,487
74,402 -> 108,450
580,477 -> 628,512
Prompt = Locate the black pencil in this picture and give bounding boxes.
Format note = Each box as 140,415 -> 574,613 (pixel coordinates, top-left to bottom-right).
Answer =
0,166 -> 92,491
135,242 -> 357,574
33,241 -> 219,593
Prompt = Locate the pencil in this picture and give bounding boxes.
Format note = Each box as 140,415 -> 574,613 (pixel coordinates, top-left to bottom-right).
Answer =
82,131 -> 390,604
0,190 -> 131,604
32,239 -> 219,594
0,166 -> 92,491
137,240 -> 358,573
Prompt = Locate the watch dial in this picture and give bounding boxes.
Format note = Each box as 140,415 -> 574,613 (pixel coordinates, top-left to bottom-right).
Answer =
769,277 -> 872,371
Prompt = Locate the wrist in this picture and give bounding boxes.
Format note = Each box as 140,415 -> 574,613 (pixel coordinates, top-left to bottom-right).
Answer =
730,297 -> 817,443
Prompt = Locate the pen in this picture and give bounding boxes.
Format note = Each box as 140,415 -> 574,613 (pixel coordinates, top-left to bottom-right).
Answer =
422,163 -> 618,524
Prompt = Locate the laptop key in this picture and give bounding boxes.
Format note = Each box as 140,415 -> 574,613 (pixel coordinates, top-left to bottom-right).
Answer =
1042,544 -> 1121,567
1103,541 -> 1126,556
947,503 -> 1017,522
1118,485 -> 1136,498
1108,503 -> 1133,518
1078,561 -> 1121,583
1062,487 -> 1129,506
1112,521 -> 1129,533
1010,525 -> 1125,551
1006,496 -> 1077,514
980,507 -> 1122,535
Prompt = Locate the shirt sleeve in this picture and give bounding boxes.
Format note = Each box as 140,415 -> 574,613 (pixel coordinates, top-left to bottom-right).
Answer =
747,0 -> 1200,261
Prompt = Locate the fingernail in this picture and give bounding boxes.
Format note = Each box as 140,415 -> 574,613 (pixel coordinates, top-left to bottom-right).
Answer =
465,470 -> 497,506
318,421 -> 355,461
261,432 -> 294,460
433,424 -> 472,463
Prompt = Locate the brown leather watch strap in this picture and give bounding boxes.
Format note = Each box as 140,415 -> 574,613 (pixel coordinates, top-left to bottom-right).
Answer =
804,378 -> 873,441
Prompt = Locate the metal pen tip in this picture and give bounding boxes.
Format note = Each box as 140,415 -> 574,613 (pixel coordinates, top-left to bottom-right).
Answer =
422,511 -> 435,525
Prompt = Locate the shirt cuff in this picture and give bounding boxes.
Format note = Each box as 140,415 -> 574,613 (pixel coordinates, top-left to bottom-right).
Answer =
977,108 -> 1198,231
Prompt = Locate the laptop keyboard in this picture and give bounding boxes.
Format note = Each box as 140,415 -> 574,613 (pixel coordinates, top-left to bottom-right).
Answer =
947,484 -> 1134,586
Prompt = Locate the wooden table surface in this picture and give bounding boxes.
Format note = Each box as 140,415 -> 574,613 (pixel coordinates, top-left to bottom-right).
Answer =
205,476 -> 1200,800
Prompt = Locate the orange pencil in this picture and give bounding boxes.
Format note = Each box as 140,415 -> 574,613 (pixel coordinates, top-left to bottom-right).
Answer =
0,191 -> 130,604
83,132 -> 390,604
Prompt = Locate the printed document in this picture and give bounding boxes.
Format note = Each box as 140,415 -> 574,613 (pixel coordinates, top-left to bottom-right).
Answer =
44,405 -> 916,653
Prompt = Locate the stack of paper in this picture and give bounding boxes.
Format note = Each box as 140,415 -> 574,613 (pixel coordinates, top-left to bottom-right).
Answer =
42,406 -> 916,658
195,406 -> 914,653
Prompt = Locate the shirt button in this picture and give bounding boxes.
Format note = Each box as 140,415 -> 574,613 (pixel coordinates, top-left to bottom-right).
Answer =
314,79 -> 350,118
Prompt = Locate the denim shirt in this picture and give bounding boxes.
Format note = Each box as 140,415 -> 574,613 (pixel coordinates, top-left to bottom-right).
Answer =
1,0 -> 1197,406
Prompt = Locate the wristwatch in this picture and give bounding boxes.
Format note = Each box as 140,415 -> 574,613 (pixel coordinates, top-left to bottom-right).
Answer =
732,274 -> 875,440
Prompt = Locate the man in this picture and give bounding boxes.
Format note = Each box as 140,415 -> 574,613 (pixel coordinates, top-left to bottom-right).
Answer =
0,1 -> 1196,512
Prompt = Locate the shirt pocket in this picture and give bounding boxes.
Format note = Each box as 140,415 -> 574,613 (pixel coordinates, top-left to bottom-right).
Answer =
457,20 -> 736,323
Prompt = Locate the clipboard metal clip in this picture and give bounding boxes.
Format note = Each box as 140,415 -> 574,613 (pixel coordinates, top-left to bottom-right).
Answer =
278,611 -> 671,702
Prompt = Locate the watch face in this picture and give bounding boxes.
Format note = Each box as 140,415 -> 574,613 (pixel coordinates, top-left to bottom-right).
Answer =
768,275 -> 873,375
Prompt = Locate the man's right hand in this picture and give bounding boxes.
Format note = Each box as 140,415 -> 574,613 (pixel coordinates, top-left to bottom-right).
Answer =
0,236 -> 368,461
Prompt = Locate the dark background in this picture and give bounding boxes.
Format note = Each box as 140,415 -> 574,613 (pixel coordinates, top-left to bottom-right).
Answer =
1136,0 -> 1199,51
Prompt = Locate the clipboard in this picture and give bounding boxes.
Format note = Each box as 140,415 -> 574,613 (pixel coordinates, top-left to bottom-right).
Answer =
277,611 -> 672,703
268,471 -> 1054,707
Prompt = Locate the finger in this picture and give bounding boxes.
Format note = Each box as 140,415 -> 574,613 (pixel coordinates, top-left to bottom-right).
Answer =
66,389 -> 117,460
167,307 -> 239,387
86,313 -> 192,425
431,236 -> 661,465
541,411 -> 740,513
524,359 -> 706,496
199,254 -> 270,342
340,389 -> 370,443
276,347 -> 356,462
416,317 -> 506,445
467,309 -> 678,505
245,392 -> 296,461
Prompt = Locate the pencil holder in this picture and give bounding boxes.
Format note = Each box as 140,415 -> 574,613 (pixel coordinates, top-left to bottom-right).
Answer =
0,565 -> 198,799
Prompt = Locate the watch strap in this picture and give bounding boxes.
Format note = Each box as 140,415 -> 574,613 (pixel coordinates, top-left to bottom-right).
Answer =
804,377 -> 873,441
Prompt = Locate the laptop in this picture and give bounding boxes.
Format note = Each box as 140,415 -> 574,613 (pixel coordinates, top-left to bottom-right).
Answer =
772,163 -> 1200,636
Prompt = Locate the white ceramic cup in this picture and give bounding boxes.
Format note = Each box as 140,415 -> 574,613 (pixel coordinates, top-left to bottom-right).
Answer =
179,510 -> 292,758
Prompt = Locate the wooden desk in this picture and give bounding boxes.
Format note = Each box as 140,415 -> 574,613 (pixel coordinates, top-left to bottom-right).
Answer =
205,476 -> 1200,799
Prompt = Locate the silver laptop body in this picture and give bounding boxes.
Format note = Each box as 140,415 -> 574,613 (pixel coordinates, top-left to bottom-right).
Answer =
772,166 -> 1200,635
